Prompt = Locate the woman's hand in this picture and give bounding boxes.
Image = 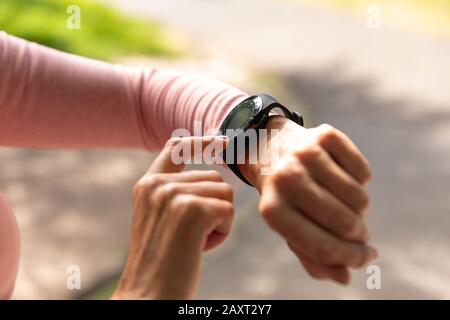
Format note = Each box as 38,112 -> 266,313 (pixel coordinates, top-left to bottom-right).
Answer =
113,137 -> 234,300
239,116 -> 378,284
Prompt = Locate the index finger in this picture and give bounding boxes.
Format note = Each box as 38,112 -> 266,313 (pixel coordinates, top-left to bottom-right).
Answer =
260,185 -> 378,268
148,136 -> 229,174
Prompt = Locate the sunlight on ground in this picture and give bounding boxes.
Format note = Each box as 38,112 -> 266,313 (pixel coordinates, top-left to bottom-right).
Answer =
287,0 -> 450,37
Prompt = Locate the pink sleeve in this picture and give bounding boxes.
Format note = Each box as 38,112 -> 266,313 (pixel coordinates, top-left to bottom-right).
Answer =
0,32 -> 248,150
0,32 -> 248,298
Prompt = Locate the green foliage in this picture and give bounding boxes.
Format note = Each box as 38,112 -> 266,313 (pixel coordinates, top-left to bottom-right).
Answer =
0,0 -> 180,61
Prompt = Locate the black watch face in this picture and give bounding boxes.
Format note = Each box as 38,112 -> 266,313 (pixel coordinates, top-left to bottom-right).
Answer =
226,100 -> 254,130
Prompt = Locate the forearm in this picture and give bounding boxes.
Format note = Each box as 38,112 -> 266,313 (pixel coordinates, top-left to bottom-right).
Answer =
238,116 -> 296,190
0,32 -> 145,149
0,32 -> 247,150
137,69 -> 247,150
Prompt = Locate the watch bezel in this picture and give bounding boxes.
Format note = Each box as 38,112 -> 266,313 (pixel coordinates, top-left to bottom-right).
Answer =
220,95 -> 264,138
219,93 -> 304,187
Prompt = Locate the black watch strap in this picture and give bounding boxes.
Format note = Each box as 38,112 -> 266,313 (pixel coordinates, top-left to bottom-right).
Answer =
221,94 -> 304,187
258,93 -> 304,127
226,150 -> 254,186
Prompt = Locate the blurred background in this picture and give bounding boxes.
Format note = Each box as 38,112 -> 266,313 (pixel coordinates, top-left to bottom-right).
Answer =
1,0 -> 450,299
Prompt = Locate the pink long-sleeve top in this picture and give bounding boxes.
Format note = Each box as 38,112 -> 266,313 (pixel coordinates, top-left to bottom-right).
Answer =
0,32 -> 248,298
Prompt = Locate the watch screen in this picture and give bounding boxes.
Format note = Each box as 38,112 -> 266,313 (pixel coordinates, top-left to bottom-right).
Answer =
227,101 -> 253,130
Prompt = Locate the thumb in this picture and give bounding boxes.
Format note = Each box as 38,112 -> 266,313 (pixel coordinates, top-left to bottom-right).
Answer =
148,136 -> 229,174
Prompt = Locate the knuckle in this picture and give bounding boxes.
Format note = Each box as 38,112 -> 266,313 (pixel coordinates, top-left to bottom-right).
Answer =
259,200 -> 279,224
221,201 -> 234,218
357,192 -> 370,214
363,247 -> 375,266
170,194 -> 206,224
345,180 -> 370,214
361,165 -> 372,184
176,195 -> 211,229
156,182 -> 180,200
169,194 -> 186,212
355,247 -> 370,268
271,159 -> 304,187
304,265 -> 325,280
316,124 -> 339,144
272,167 -> 290,186
355,159 -> 372,185
132,181 -> 143,198
316,242 -> 338,264
318,123 -> 334,132
340,217 -> 360,240
205,170 -> 223,182
172,194 -> 199,212
165,137 -> 182,148
133,178 -> 147,194
134,174 -> 165,194
226,202 -> 234,216
221,183 -> 234,200
295,145 -> 323,164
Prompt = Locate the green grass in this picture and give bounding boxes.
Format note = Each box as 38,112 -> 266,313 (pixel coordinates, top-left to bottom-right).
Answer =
0,0 -> 180,61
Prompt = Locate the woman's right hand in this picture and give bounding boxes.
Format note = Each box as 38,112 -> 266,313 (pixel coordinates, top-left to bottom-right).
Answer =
112,137 -> 234,300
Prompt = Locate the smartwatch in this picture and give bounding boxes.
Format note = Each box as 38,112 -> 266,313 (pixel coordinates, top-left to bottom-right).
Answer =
220,93 -> 304,186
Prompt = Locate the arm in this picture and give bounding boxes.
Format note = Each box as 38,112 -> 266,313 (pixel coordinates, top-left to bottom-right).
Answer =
0,32 -> 245,299
0,32 -> 247,150
0,32 -> 377,289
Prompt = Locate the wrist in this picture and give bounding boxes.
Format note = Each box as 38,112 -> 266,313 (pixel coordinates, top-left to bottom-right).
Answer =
264,114 -> 291,130
237,115 -> 292,190
221,94 -> 304,187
